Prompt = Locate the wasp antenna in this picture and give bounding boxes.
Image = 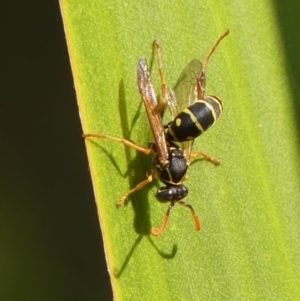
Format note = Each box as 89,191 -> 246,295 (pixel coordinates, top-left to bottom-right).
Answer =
203,29 -> 230,71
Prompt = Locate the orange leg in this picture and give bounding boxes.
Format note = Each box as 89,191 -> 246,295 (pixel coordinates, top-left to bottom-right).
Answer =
151,202 -> 175,236
178,200 -> 201,231
154,40 -> 167,118
203,29 -> 230,71
83,133 -> 153,156
190,149 -> 221,165
117,171 -> 154,206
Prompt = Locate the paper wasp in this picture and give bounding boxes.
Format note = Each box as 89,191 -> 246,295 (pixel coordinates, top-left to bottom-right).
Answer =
84,30 -> 229,236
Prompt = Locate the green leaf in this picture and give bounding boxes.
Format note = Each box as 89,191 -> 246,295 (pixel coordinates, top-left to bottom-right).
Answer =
60,0 -> 300,300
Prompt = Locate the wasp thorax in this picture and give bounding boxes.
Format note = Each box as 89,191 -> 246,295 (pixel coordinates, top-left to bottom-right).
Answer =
153,147 -> 188,185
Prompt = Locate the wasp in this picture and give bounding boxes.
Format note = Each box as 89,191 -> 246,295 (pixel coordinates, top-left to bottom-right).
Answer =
84,30 -> 229,236
84,57 -> 197,236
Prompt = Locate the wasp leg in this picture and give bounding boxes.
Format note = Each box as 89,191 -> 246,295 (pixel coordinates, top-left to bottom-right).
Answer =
203,29 -> 230,71
83,133 -> 153,155
190,149 -> 221,165
117,170 -> 154,207
151,202 -> 175,237
154,40 -> 167,118
178,200 -> 201,231
197,69 -> 206,100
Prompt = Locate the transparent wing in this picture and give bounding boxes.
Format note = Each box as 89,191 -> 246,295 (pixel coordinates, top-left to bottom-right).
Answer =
173,59 -> 204,112
168,59 -> 205,160
137,57 -> 169,164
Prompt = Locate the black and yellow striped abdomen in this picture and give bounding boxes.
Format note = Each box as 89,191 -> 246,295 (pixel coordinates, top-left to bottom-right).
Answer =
167,95 -> 223,142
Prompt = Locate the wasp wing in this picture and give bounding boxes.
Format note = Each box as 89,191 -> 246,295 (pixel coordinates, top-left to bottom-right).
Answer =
173,59 -> 204,113
168,59 -> 204,160
137,57 -> 169,165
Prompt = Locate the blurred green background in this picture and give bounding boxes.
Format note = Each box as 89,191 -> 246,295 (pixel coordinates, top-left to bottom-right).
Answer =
1,0 -> 300,300
0,1 -> 112,300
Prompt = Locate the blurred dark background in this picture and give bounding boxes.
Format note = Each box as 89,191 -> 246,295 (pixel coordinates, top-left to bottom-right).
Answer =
0,1 -> 113,300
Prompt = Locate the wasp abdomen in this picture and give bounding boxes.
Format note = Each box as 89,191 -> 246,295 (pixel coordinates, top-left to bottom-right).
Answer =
167,95 -> 223,142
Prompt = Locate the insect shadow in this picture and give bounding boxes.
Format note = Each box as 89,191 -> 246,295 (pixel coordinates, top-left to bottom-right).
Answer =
117,79 -> 153,235
87,80 -> 155,235
111,80 -> 178,278
113,235 -> 177,278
